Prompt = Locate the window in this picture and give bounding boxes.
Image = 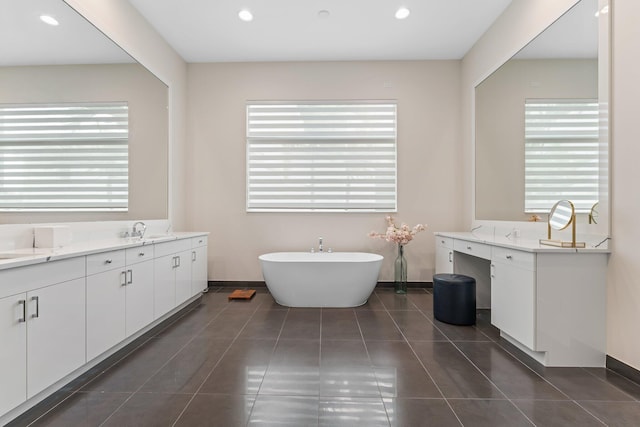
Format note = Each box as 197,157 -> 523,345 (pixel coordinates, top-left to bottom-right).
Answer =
246,101 -> 397,212
0,102 -> 129,212
524,99 -> 599,213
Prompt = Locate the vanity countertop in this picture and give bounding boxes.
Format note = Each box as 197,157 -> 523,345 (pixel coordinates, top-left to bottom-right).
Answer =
0,232 -> 209,271
435,231 -> 610,254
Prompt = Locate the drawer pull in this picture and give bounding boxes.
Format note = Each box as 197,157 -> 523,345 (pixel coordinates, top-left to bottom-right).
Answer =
139,252 -> 145,257
467,246 -> 472,250
18,299 -> 26,322
448,251 -> 453,263
105,259 -> 112,264
31,296 -> 39,318
506,255 -> 513,260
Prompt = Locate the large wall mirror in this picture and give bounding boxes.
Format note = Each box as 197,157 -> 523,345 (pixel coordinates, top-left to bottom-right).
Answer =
0,0 -> 168,223
475,0 -> 609,232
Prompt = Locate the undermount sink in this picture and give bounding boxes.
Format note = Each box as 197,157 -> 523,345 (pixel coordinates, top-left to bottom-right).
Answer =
0,250 -> 47,260
0,253 -> 36,260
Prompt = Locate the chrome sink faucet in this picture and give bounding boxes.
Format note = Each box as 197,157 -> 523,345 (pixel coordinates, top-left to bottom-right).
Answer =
132,221 -> 146,239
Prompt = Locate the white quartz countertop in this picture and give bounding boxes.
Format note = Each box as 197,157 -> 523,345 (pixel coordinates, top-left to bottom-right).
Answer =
435,231 -> 610,254
0,232 -> 209,271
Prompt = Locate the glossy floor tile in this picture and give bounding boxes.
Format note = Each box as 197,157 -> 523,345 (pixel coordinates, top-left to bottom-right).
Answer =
10,287 -> 640,427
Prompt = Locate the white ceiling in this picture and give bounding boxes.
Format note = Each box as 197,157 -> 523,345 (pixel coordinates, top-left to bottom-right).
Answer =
0,0 -> 132,66
127,0 -> 514,62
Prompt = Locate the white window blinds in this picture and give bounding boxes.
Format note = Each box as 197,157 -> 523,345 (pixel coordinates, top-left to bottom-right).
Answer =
524,99 -> 599,213
0,102 -> 128,212
247,102 -> 397,212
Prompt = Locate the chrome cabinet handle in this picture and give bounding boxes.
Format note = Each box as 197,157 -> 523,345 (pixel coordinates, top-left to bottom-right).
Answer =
192,251 -> 197,262
467,246 -> 472,250
127,269 -> 133,285
18,299 -> 26,323
105,259 -> 112,264
490,263 -> 495,279
506,255 -> 513,260
120,271 -> 127,286
448,251 -> 453,263
138,252 -> 145,257
31,296 -> 39,318
176,256 -> 181,267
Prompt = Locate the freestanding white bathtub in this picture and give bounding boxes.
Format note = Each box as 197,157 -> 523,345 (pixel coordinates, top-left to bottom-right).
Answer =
259,252 -> 383,307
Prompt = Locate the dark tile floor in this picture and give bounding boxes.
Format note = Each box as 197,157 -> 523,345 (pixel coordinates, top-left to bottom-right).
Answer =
9,287 -> 640,426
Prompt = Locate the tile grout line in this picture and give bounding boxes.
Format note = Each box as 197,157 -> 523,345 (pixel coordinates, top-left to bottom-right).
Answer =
170,295 -> 273,427
96,298 -> 239,427
353,299 -> 394,427
380,292 -> 464,427
26,299 -> 219,427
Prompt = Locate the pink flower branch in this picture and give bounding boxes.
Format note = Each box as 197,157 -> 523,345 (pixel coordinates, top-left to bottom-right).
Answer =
369,215 -> 427,246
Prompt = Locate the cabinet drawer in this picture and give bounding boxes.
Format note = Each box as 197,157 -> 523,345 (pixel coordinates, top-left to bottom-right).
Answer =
436,236 -> 453,250
453,239 -> 491,260
492,247 -> 535,271
126,245 -> 154,265
86,250 -> 125,276
154,239 -> 191,258
191,235 -> 207,248
0,257 -> 85,298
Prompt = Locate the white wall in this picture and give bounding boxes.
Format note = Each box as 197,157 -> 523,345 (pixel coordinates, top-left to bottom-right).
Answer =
608,0 -> 640,372
464,0 -> 640,371
186,61 -> 462,281
63,0 -> 188,229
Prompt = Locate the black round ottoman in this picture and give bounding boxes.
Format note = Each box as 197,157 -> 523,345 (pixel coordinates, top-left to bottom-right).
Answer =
433,274 -> 476,325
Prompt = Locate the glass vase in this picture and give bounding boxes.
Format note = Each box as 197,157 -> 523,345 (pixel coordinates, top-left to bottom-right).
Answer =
394,244 -> 408,294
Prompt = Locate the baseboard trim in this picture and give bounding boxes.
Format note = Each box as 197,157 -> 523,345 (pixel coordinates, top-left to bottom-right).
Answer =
208,281 -> 433,289
606,355 -> 640,385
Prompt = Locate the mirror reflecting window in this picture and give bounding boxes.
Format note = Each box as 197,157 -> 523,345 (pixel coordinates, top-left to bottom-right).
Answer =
0,0 -> 168,222
475,0 -> 607,224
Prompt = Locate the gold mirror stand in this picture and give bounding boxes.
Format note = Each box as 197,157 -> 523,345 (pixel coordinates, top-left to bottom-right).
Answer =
540,200 -> 586,248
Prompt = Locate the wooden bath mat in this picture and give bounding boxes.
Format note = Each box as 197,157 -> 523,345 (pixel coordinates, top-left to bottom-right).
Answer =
228,289 -> 256,300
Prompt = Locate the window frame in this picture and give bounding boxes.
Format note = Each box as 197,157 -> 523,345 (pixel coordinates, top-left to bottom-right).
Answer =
246,100 -> 398,213
0,101 -> 129,212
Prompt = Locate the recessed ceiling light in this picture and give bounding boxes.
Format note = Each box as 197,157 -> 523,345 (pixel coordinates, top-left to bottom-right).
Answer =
39,15 -> 59,26
238,9 -> 253,22
395,7 -> 410,20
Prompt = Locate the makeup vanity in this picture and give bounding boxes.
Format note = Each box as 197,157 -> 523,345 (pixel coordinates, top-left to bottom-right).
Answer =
435,231 -> 608,367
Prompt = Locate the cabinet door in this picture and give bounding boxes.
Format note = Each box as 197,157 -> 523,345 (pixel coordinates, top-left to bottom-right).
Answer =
86,269 -> 126,361
126,259 -> 155,336
0,294 -> 27,415
435,246 -> 453,275
191,245 -> 208,296
175,250 -> 192,305
491,261 -> 536,349
154,254 -> 175,319
27,278 -> 86,398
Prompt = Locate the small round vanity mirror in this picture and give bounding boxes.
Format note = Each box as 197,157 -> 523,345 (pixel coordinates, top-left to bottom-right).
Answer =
548,200 -> 575,230
589,202 -> 599,224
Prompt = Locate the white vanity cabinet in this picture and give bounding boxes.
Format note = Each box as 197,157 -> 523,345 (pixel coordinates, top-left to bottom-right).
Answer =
434,232 -> 608,367
0,233 -> 208,423
434,236 -> 454,274
124,245 -> 155,336
191,236 -> 208,296
490,247 -> 536,350
154,239 -> 192,318
86,250 -> 127,361
0,293 -> 27,415
0,257 -> 86,413
26,277 -> 86,398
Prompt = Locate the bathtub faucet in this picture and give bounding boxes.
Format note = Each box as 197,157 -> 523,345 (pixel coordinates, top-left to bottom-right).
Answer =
318,237 -> 323,252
